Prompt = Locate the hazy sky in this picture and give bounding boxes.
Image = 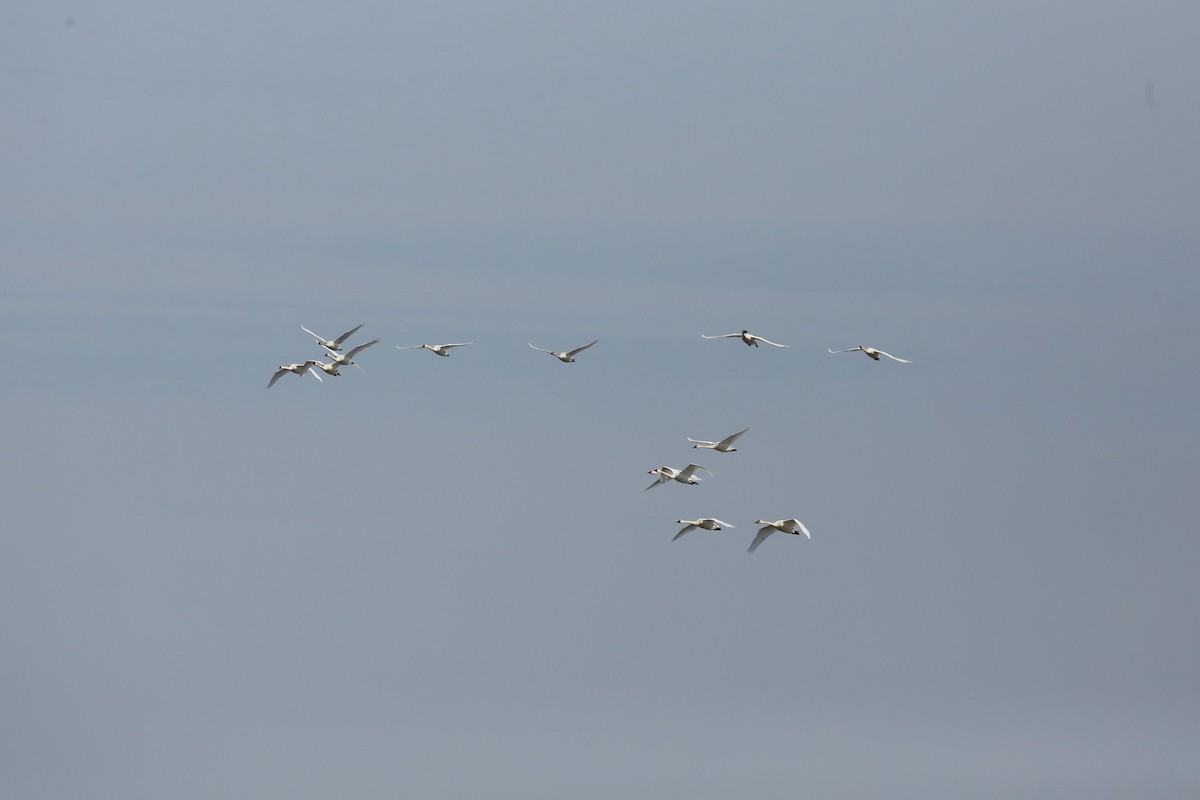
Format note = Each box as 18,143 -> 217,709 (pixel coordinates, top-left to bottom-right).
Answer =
4,3 -> 1199,797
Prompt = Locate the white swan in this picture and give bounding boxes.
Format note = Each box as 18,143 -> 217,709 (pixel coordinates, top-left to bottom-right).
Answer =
396,342 -> 473,357
827,346 -> 911,363
646,463 -> 712,490
311,360 -> 342,377
529,340 -> 598,362
267,360 -> 323,388
301,323 -> 364,352
702,330 -> 788,348
688,427 -> 749,452
747,518 -> 812,554
320,339 -> 380,373
673,518 -> 734,541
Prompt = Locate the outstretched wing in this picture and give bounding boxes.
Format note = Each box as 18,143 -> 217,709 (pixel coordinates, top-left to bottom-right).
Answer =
677,464 -> 711,482
747,527 -> 774,554
716,428 -> 749,449
827,347 -> 860,355
673,525 -> 697,541
686,437 -> 716,447
343,339 -> 380,360
645,476 -> 668,491
267,368 -> 288,388
876,350 -> 911,364
701,333 -> 740,339
301,325 -> 328,345
442,342 -> 474,349
754,335 -> 788,348
566,339 -> 598,357
303,361 -> 323,383
395,344 -> 424,351
528,342 -> 555,354
332,323 -> 364,346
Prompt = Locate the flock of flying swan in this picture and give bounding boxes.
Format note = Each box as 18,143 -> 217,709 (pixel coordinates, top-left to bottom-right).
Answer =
269,323 -> 910,554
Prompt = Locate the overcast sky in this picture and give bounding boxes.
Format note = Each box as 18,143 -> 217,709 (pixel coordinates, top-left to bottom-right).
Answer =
4,2 -> 1199,797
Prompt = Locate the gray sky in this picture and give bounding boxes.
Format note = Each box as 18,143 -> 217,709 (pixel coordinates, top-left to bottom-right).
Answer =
4,2 -> 1199,797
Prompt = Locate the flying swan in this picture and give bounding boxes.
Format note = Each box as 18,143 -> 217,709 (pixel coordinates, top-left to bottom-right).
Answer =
827,346 -> 911,363
702,330 -> 788,348
301,323 -> 364,352
673,518 -> 734,541
688,427 -> 749,452
646,463 -> 712,490
396,342 -> 474,357
267,360 -> 323,388
320,339 -> 380,373
529,340 -> 598,362
747,518 -> 812,554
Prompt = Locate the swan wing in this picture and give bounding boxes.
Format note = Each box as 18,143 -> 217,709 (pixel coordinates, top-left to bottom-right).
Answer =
566,339 -> 598,357
877,350 -> 911,363
754,335 -> 788,348
677,464 -> 711,481
267,368 -> 288,388
332,323 -> 364,346
645,476 -> 668,491
528,343 -> 555,354
300,325 -> 326,343
716,428 -> 749,449
686,437 -> 716,447
701,333 -> 740,339
343,339 -> 380,360
747,527 -> 774,554
673,525 -> 697,541
827,347 -> 859,355
395,344 -> 424,350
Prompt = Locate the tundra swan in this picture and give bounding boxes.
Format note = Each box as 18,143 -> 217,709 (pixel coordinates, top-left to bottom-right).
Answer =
687,427 -> 749,452
748,518 -> 811,554
529,340 -> 598,362
827,346 -> 911,363
301,323 -> 364,352
702,330 -> 788,348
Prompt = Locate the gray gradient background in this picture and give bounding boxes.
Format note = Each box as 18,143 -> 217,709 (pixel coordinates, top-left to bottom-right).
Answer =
4,2 -> 1199,797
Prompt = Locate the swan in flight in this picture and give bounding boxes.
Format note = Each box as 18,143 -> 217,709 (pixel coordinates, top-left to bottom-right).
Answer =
320,339 -> 380,373
267,360 -> 323,388
702,330 -> 788,348
301,323 -> 364,352
396,342 -> 474,357
311,361 -> 342,377
529,339 -> 598,362
646,463 -> 712,490
688,427 -> 749,452
673,518 -> 734,541
827,346 -> 911,363
747,518 -> 812,554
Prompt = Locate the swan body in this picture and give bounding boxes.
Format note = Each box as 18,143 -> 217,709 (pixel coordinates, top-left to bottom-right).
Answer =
748,518 -> 812,554
827,346 -> 911,363
311,361 -> 342,377
529,340 -> 598,362
397,342 -> 473,357
702,330 -> 788,348
673,518 -> 734,541
646,463 -> 712,490
321,339 -> 380,373
267,360 -> 323,388
301,323 -> 364,352
688,427 -> 749,452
